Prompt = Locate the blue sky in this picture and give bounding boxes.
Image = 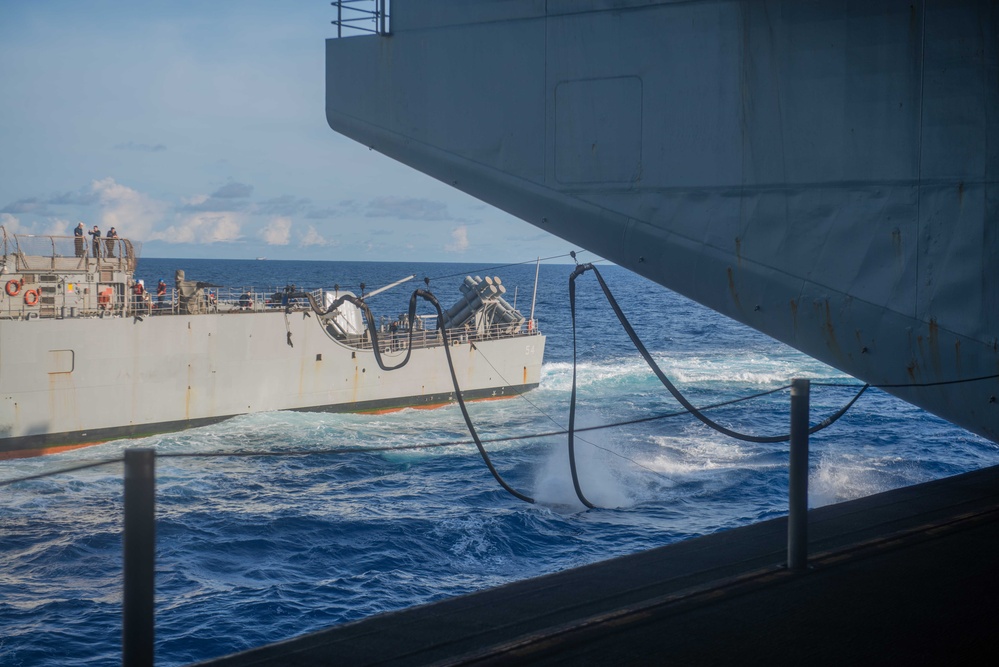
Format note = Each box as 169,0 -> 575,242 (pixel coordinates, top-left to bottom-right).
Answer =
0,1 -> 572,262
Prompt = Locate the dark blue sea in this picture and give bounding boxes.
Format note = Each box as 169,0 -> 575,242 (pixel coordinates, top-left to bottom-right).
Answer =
2,258 -> 997,666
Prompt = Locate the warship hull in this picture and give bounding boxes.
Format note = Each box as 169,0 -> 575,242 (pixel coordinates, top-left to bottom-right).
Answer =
0,312 -> 544,459
325,0 -> 999,442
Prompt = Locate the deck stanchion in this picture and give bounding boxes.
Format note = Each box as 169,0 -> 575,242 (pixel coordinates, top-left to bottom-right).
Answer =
529,256 -> 540,331
123,448 -> 156,667
788,379 -> 810,571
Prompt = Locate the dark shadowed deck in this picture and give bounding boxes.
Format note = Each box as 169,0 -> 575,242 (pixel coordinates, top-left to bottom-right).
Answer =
195,463 -> 999,665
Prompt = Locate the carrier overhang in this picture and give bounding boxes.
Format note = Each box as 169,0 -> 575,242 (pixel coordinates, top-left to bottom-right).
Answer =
325,0 -> 999,442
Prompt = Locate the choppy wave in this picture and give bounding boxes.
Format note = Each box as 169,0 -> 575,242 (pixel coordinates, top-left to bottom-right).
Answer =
2,260 -> 998,666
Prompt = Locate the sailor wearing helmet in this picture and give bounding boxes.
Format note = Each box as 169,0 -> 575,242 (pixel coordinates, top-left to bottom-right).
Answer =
132,279 -> 146,314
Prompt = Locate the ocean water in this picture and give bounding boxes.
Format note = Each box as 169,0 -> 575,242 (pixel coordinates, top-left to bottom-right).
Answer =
2,258 -> 997,666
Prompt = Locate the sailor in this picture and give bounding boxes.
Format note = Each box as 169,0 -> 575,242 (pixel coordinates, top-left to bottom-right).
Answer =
132,279 -> 146,314
156,279 -> 167,304
105,226 -> 118,258
239,292 -> 253,309
88,225 -> 101,258
74,222 -> 85,257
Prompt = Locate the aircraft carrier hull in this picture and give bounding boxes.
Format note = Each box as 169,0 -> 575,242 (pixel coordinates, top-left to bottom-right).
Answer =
325,0 -> 999,441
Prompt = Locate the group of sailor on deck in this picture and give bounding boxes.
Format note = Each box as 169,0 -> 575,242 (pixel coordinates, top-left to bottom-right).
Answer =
73,221 -> 118,258
129,278 -> 169,314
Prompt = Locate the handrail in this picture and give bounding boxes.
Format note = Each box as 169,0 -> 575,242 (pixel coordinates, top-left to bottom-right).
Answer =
2,230 -> 138,273
0,279 -> 542,345
345,320 -> 539,353
331,0 -> 390,38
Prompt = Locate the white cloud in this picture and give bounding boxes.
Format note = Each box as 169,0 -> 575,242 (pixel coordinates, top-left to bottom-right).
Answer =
0,213 -> 21,233
152,212 -> 243,244
445,225 -> 469,252
91,177 -> 166,240
262,216 -> 292,245
208,216 -> 242,243
181,194 -> 210,208
299,225 -> 330,247
42,218 -> 74,236
0,213 -> 67,237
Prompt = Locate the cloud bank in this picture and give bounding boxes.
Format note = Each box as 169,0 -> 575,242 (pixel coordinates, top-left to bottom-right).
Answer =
446,225 -> 469,252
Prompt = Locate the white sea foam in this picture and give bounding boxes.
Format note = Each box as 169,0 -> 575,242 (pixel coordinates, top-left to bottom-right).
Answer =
645,434 -> 748,474
531,428 -> 649,510
540,359 -> 652,391
809,453 -> 917,507
541,352 -> 847,395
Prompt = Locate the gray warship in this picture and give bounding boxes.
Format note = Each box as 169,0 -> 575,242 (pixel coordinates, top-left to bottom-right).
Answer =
325,0 -> 999,442
0,227 -> 545,459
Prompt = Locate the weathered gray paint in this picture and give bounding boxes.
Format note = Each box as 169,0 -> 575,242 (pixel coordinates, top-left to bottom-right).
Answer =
0,226 -> 545,457
0,312 -> 545,456
326,0 -> 999,441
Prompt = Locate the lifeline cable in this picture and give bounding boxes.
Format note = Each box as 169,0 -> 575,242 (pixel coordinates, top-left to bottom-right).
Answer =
427,251 -> 584,282
815,372 -> 999,389
0,458 -> 123,486
0,386 -> 797,488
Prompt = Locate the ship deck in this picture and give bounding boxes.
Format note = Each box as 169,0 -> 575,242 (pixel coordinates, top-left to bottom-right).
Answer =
196,462 -> 999,665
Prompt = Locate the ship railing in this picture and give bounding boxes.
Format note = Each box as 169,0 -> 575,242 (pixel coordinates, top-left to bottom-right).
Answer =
331,0 -> 390,38
128,289 -> 175,317
204,286 -> 296,312
191,285 -> 540,343
0,229 -> 138,274
0,282 -> 126,319
115,284 -> 543,340
129,286 -> 325,317
196,287 -> 349,313
347,319 -> 539,353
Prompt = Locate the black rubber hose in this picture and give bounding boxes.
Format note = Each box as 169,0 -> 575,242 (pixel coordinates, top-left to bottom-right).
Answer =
289,290 -> 422,371
567,269 -> 596,508
413,289 -> 535,504
570,264 -> 869,444
291,287 -> 535,504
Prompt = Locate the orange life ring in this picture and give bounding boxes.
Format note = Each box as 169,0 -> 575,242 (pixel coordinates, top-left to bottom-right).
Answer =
23,289 -> 38,306
5,280 -> 20,297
